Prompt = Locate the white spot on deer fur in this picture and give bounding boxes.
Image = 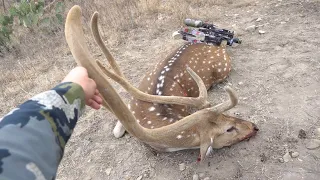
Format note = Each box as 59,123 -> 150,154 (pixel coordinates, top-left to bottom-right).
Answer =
166,68 -> 170,71
135,102 -> 138,106
147,121 -> 152,124
148,87 -> 151,90
158,76 -> 164,80
147,77 -> 150,81
170,88 -> 173,91
180,73 -> 183,77
169,118 -> 174,122
148,106 -> 155,111
208,50 -> 211,53
176,135 -> 183,139
224,68 -> 227,71
136,119 -> 140,123
128,104 -> 131,110
163,117 -> 167,120
211,137 -> 213,143
181,108 -> 185,112
132,111 -> 135,114
207,68 -> 210,70
156,113 -> 160,116
151,82 -> 154,85
218,69 -> 221,72
225,63 -> 228,66
210,56 -> 214,58
161,70 -> 165,74
218,62 -> 221,66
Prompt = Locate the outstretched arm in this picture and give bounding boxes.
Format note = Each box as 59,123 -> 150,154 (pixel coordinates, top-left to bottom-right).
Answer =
0,67 -> 102,180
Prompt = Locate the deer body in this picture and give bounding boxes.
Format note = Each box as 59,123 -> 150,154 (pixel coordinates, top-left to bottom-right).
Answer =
130,43 -> 231,132
65,6 -> 258,160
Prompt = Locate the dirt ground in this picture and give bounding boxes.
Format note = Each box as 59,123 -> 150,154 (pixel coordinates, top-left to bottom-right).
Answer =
1,0 -> 320,179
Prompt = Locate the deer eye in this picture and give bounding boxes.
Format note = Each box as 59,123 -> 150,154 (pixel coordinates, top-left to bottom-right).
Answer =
226,126 -> 236,132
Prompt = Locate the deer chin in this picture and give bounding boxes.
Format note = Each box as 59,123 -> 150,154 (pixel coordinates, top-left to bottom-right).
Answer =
241,130 -> 258,141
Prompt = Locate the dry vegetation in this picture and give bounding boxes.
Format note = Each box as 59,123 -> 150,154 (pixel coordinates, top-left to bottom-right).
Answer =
1,0 -> 320,179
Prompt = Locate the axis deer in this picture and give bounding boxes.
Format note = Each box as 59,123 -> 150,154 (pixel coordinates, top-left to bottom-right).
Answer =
65,5 -> 259,161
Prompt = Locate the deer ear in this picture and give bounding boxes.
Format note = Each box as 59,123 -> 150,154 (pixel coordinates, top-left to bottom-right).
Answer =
199,133 -> 216,161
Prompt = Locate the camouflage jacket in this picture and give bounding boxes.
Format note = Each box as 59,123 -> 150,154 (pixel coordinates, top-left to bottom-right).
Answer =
0,82 -> 86,180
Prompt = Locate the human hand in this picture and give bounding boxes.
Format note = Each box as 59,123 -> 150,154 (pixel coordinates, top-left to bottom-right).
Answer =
62,67 -> 103,110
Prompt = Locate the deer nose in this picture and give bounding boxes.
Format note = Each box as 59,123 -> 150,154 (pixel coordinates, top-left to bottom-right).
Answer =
252,124 -> 259,131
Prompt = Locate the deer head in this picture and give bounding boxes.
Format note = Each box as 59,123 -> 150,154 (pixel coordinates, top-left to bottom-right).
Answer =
65,5 -> 258,161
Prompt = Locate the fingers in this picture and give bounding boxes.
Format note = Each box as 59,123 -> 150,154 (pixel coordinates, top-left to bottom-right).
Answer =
87,99 -> 101,110
86,89 -> 103,110
92,94 -> 103,104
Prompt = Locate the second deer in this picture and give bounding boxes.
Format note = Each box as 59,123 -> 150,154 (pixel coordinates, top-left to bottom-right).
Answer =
65,6 -> 259,161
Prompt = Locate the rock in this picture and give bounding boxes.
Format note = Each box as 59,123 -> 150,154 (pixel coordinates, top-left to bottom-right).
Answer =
179,163 -> 186,171
283,152 -> 291,163
298,129 -> 307,139
278,157 -> 284,163
290,152 -> 299,158
315,128 -> 320,138
199,173 -> 205,178
256,17 -> 262,22
203,177 -> 210,180
234,112 -> 241,116
136,176 -> 143,180
193,174 -> 199,180
238,81 -> 243,85
105,168 -> 112,176
280,21 -> 286,24
245,25 -> 257,32
306,139 -> 320,149
258,30 -> 266,34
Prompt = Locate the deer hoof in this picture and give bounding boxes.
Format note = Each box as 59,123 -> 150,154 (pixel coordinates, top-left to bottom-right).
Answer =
113,121 -> 126,138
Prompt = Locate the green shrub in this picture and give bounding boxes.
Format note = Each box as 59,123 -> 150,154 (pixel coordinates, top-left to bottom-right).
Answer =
0,0 -> 65,48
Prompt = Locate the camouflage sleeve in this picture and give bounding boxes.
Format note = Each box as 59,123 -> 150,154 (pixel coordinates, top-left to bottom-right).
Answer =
0,82 -> 86,180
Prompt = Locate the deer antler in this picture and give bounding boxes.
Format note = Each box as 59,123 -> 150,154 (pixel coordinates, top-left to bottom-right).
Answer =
66,4 -> 229,140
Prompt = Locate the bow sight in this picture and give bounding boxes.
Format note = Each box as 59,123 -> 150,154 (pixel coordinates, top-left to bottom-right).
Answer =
174,18 -> 241,46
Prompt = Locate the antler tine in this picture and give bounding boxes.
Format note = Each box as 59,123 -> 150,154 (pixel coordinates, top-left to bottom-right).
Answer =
96,60 -> 209,108
91,12 -> 124,77
208,86 -> 238,113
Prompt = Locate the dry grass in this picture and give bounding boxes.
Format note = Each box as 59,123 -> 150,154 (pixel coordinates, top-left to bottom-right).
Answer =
0,0 -> 235,115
